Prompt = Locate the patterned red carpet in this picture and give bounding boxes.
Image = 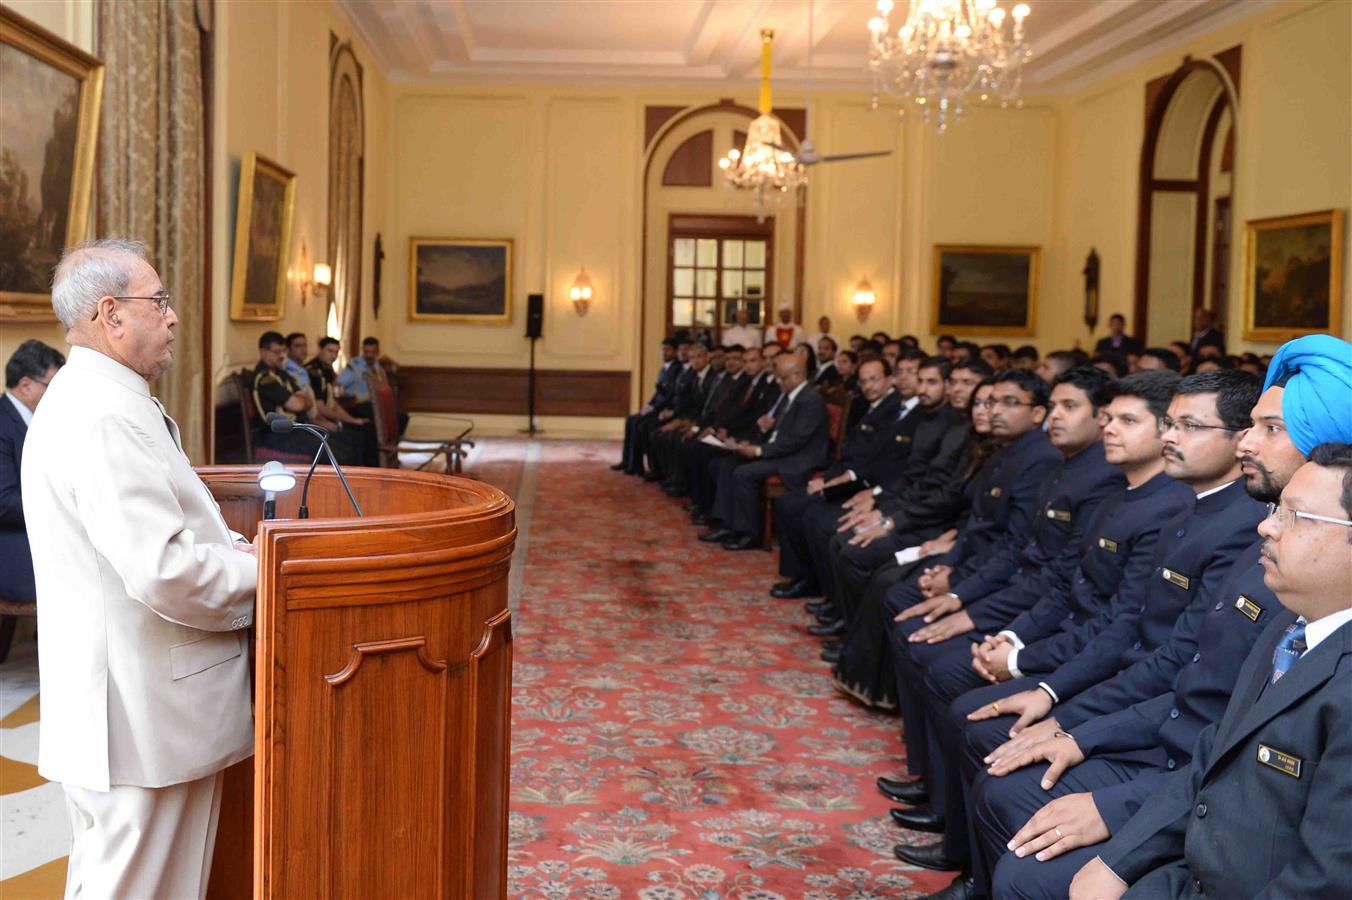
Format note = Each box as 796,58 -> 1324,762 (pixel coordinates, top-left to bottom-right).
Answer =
497,440 -> 951,899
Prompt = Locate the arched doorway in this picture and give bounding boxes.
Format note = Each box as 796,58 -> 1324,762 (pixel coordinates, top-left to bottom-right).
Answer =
1134,52 -> 1239,346
639,101 -> 805,392
328,41 -> 364,354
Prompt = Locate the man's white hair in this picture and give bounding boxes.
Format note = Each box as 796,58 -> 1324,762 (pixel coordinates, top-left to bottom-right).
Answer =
50,239 -> 149,329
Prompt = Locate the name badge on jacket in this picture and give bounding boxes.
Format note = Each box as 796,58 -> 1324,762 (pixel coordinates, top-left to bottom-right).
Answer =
989,486 -> 1003,497
1234,594 -> 1264,622
895,434 -> 911,444
1161,568 -> 1191,589
1098,537 -> 1119,553
1045,508 -> 1072,523
1257,744 -> 1301,778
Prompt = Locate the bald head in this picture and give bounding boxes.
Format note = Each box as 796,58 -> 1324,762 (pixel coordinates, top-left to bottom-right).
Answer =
774,351 -> 807,392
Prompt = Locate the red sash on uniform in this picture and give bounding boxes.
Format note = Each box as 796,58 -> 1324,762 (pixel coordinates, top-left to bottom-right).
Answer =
774,326 -> 795,349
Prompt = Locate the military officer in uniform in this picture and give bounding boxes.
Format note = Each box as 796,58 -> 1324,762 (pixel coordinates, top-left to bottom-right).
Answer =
253,331 -> 358,465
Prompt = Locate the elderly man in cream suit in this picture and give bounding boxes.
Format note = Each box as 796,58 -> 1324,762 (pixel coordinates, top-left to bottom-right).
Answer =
22,239 -> 257,899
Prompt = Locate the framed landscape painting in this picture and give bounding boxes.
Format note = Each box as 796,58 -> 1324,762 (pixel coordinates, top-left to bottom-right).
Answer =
931,244 -> 1040,336
1243,209 -> 1344,342
0,6 -> 103,322
229,152 -> 296,321
409,238 -> 513,324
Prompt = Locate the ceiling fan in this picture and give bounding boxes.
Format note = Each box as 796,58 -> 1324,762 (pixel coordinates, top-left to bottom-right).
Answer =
773,1 -> 891,169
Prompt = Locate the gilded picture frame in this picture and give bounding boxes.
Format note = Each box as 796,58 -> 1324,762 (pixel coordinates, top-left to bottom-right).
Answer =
931,244 -> 1040,336
229,152 -> 296,322
0,5 -> 104,322
1243,209 -> 1344,342
408,238 -> 513,324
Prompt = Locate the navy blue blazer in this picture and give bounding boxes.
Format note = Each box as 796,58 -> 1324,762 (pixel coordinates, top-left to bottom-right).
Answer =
1099,615 -> 1352,899
1031,480 -> 1265,700
940,428 -> 1063,583
876,403 -> 972,531
824,391 -> 902,482
725,372 -> 781,439
1001,472 -> 1195,645
1064,542 -> 1276,831
0,394 -> 36,602
955,441 -> 1126,625
648,358 -> 683,409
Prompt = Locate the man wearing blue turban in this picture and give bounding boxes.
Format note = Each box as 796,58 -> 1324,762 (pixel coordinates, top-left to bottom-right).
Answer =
1263,334 -> 1352,454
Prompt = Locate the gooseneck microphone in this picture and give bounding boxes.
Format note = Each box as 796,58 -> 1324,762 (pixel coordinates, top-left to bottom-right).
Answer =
267,414 -> 363,518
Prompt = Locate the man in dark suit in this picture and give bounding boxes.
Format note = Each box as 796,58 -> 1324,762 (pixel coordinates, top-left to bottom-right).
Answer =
771,357 -> 915,599
642,342 -> 712,481
686,345 -> 782,522
1188,307 -> 1226,358
1,340 -> 66,605
1094,314 -> 1144,358
1069,445 -> 1352,899
616,338 -> 685,475
701,352 -> 829,550
657,345 -> 747,496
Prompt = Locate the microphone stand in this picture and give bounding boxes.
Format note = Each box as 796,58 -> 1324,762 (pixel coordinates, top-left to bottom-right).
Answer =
268,415 -> 364,517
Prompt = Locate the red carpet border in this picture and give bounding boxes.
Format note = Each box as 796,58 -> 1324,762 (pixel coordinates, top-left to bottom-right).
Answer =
501,440 -> 949,899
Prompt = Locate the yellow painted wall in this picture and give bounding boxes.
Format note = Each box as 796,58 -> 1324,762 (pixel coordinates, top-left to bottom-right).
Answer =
5,0 -> 1349,434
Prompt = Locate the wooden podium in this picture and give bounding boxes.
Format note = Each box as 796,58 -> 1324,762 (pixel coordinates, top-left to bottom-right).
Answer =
197,465 -> 517,899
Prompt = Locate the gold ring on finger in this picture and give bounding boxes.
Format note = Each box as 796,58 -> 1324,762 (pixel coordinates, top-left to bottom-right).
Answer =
1055,827 -> 1064,839
992,701 -> 1001,714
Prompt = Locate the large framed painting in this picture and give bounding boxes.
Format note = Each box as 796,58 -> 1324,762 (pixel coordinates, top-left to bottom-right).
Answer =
408,238 -> 513,324
0,6 -> 103,322
1243,209 -> 1344,342
229,152 -> 296,322
931,244 -> 1040,336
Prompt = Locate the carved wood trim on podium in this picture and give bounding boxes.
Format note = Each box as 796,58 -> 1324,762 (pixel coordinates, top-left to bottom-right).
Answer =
200,465 -> 516,899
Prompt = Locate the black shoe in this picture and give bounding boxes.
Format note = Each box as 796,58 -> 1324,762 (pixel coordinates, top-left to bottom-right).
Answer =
682,502 -> 699,512
820,644 -> 842,663
661,484 -> 685,497
807,618 -> 845,637
890,806 -> 945,834
770,579 -> 816,599
805,600 -> 835,616
721,534 -> 757,551
642,471 -> 663,482
922,875 -> 975,900
610,462 -> 628,471
893,841 -> 964,872
699,529 -> 734,543
691,513 -> 710,526
877,776 -> 929,806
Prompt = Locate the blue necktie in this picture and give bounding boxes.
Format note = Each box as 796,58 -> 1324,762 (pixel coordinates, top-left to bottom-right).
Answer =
1270,621 -> 1307,684
767,394 -> 786,419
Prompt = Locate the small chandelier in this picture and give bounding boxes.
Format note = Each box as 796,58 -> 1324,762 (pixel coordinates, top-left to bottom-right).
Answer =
867,0 -> 1032,133
719,29 -> 805,220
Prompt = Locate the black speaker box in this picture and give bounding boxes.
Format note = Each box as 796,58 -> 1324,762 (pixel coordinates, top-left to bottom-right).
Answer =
526,293 -> 544,339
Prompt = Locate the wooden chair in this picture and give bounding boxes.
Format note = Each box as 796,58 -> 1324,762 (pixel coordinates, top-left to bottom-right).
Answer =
232,370 -> 311,465
759,401 -> 846,550
0,596 -> 35,664
367,376 -> 475,474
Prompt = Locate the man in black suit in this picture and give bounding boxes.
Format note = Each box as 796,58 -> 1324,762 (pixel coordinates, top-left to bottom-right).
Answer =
1070,444 -> 1352,900
657,345 -> 747,496
1094,314 -> 1144,358
616,338 -> 683,473
1,340 -> 66,604
1188,307 -> 1226,359
701,353 -> 829,550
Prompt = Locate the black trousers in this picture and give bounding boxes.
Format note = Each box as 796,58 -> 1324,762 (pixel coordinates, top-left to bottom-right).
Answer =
620,411 -> 656,470
686,442 -> 731,514
832,559 -> 924,709
712,459 -> 811,539
350,401 -> 408,439
775,491 -> 846,584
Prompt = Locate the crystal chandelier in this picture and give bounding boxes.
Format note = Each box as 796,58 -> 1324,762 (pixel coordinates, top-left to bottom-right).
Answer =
719,29 -> 805,219
867,0 -> 1032,132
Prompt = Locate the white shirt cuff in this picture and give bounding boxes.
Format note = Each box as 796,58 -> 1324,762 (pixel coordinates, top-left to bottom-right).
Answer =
1007,646 -> 1023,679
1037,681 -> 1059,704
872,485 -> 882,497
846,469 -> 858,482
1093,856 -> 1129,888
999,629 -> 1024,650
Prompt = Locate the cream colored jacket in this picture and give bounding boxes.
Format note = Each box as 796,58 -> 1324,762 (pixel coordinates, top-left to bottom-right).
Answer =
22,346 -> 256,791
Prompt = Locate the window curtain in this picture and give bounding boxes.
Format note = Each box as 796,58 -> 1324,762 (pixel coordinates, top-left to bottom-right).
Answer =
98,0 -> 208,462
328,44 -> 364,357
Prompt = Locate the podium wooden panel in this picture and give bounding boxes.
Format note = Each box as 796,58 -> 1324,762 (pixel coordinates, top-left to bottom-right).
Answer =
198,466 -> 516,899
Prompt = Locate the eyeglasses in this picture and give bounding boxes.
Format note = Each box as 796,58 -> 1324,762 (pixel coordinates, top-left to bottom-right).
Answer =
1157,416 -> 1244,436
1266,502 -> 1352,529
91,291 -> 172,320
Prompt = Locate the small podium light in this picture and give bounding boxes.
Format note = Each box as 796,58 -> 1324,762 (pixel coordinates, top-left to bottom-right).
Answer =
257,460 -> 297,520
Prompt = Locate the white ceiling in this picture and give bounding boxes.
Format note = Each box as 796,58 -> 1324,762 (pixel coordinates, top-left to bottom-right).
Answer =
338,0 -> 1271,93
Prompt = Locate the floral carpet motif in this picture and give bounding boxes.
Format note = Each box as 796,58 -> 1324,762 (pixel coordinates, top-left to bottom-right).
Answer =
501,440 -> 950,899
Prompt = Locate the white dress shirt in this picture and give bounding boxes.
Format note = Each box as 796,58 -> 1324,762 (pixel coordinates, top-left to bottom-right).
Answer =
4,390 -> 34,426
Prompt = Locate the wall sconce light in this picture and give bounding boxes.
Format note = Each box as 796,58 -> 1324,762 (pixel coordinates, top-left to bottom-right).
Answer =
569,268 -> 594,316
851,278 -> 876,322
300,252 -> 332,306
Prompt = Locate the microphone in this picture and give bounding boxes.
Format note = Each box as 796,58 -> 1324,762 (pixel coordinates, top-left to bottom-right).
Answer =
267,414 -> 363,518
